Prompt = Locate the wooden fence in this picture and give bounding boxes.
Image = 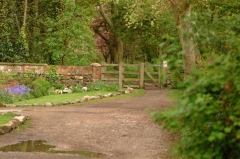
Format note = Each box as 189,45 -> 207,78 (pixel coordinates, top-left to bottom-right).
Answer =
101,62 -> 168,89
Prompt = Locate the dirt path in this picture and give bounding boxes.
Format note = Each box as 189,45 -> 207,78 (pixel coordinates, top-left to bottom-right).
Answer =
0,90 -> 175,159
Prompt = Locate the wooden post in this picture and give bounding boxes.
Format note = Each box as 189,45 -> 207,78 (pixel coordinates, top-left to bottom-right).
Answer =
158,64 -> 161,88
162,61 -> 168,87
101,62 -> 106,81
139,63 -> 144,89
119,62 -> 124,90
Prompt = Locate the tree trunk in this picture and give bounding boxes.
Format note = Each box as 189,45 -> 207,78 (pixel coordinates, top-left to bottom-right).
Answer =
170,0 -> 198,76
109,34 -> 123,64
23,0 -> 28,32
99,3 -> 124,64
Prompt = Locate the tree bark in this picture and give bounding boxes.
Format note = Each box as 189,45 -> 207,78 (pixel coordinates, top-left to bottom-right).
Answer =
23,0 -> 28,32
170,0 -> 197,76
98,3 -> 124,64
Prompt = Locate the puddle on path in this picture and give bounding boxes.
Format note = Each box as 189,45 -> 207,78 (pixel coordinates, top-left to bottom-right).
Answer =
0,140 -> 106,158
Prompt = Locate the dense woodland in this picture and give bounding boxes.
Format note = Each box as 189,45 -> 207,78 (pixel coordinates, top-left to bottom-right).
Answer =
0,1 -> 237,68
1,0 -> 240,158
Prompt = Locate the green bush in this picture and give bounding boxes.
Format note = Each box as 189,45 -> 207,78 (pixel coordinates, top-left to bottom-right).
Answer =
151,14 -> 240,159
89,81 -> 118,92
72,83 -> 83,93
14,70 -> 39,86
45,66 -> 61,88
0,90 -> 13,104
29,78 -> 51,98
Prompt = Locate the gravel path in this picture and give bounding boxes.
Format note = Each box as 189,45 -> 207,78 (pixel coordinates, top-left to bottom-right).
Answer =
0,89 -> 175,159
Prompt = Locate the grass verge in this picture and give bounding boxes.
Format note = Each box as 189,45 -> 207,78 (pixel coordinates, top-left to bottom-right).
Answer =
13,91 -> 111,104
0,112 -> 15,125
13,89 -> 146,106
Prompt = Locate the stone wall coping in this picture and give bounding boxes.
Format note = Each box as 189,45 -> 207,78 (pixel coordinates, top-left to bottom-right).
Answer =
0,62 -> 48,66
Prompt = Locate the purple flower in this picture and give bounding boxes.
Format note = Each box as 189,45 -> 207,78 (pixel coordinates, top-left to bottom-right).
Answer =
5,84 -> 31,96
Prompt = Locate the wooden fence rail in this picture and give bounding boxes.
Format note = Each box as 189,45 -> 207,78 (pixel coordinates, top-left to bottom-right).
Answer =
101,62 -> 167,90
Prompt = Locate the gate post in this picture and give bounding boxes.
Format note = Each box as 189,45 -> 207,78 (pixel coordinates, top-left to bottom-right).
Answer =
139,63 -> 145,89
158,64 -> 161,88
101,62 -> 106,81
119,62 -> 124,90
162,61 -> 168,87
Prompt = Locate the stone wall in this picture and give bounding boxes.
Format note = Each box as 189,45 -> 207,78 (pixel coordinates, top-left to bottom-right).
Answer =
0,63 -> 101,87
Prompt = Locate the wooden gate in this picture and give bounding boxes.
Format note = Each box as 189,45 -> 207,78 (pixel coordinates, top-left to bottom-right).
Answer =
101,62 -> 168,89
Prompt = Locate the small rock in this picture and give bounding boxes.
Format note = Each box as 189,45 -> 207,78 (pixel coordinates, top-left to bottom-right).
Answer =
0,129 -> 4,135
126,87 -> 134,93
24,104 -> 33,107
5,104 -> 16,108
44,102 -> 53,107
0,125 -> 12,133
11,119 -> 21,127
69,101 -> 77,104
83,95 -> 90,101
63,101 -> 70,105
56,103 -> 63,106
119,90 -> 126,94
89,96 -> 97,100
103,94 -> 111,98
6,121 -> 16,129
82,87 -> 88,91
125,90 -> 130,94
75,99 -> 81,103
13,116 -> 28,123
33,103 -> 40,106
16,104 -> 24,107
95,94 -> 103,99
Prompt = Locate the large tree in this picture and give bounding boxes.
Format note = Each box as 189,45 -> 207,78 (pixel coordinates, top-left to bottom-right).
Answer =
92,1 -> 124,64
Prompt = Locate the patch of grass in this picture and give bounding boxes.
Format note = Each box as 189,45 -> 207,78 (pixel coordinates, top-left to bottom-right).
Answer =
13,91 -> 111,104
0,112 -> 14,125
14,119 -> 30,131
167,90 -> 182,101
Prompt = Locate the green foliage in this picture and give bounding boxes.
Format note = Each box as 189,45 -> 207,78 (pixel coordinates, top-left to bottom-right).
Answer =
45,66 -> 61,88
89,81 -> 118,92
44,0 -> 97,65
29,78 -> 51,98
152,13 -> 240,159
0,112 -> 14,125
122,0 -> 178,62
0,90 -> 13,104
15,70 -> 39,86
72,83 -> 84,93
0,1 -> 31,63
0,72 -> 14,85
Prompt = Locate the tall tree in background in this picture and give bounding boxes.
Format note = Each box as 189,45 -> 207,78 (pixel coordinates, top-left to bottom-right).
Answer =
0,0 -> 97,65
92,0 -> 178,64
0,0 -> 30,62
170,0 -> 198,75
92,1 -> 124,64
44,0 -> 97,65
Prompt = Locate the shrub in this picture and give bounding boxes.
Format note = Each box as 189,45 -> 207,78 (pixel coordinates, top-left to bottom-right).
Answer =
5,84 -> 31,101
14,70 -> 39,86
0,90 -> 13,104
45,66 -> 61,88
72,83 -> 83,93
151,14 -> 240,159
29,78 -> 51,98
0,72 -> 15,85
89,81 -> 118,92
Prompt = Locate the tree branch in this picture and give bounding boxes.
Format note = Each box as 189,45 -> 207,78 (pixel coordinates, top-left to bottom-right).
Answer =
99,4 -> 113,28
94,28 -> 109,43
